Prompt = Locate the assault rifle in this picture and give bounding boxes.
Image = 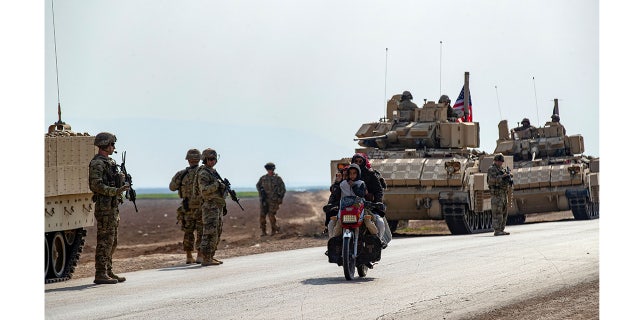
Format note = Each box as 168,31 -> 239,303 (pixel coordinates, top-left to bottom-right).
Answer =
258,186 -> 269,214
222,178 -> 244,211
503,166 -> 514,187
120,151 -> 138,212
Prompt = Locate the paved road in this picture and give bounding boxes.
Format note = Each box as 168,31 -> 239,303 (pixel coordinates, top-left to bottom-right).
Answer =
45,219 -> 598,320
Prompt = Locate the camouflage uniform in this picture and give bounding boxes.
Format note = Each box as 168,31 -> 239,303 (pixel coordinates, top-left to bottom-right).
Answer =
89,132 -> 127,283
169,162 -> 203,262
256,163 -> 286,235
487,155 -> 511,236
194,149 -> 227,265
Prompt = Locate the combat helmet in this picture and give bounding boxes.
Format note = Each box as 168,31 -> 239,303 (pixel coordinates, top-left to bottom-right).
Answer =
521,118 -> 530,125
493,153 -> 505,162
201,148 -> 218,161
438,95 -> 451,104
264,162 -> 276,170
401,90 -> 413,101
185,148 -> 201,160
94,132 -> 117,148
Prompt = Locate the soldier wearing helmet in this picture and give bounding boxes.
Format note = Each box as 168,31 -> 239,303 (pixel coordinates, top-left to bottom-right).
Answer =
398,90 -> 418,112
256,162 -> 286,236
88,132 -> 130,284
169,148 -> 204,264
439,94 -> 458,121
486,153 -> 512,236
193,148 -> 227,266
512,117 -> 538,139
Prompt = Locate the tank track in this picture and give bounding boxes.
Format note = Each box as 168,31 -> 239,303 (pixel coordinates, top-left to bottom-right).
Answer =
441,202 -> 493,235
45,228 -> 86,284
566,189 -> 599,220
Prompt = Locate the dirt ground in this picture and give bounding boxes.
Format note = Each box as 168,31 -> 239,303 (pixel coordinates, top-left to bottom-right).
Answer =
72,191 -> 598,319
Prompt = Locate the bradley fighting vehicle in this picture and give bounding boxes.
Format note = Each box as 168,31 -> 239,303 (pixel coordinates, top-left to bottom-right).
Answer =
331,72 -> 514,235
45,107 -> 96,283
492,99 -> 599,221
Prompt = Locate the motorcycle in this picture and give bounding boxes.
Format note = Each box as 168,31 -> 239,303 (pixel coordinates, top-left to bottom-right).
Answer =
326,196 -> 386,280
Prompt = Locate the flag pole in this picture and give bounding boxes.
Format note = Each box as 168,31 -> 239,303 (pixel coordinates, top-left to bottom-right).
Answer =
463,71 -> 470,122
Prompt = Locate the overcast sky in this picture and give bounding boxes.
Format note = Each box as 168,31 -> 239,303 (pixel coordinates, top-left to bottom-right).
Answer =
39,0 -> 600,189
4,1 -> 640,318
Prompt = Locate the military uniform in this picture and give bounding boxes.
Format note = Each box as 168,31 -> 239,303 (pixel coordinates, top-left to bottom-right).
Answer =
194,148 -> 227,266
487,154 -> 511,236
89,132 -> 128,284
256,163 -> 286,236
169,149 -> 203,264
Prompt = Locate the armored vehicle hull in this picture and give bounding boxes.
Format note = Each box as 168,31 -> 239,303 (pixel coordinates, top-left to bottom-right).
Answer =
45,121 -> 95,283
492,99 -> 599,222
331,72 -> 520,235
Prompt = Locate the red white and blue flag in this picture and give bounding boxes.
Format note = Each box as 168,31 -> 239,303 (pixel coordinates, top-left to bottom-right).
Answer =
452,86 -> 473,122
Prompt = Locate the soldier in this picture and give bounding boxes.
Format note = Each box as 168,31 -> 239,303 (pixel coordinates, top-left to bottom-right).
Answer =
169,149 -> 203,264
487,153 -> 512,236
89,132 -> 130,284
512,118 -> 538,139
439,94 -> 458,121
194,148 -> 227,266
398,90 -> 418,111
256,162 -> 286,236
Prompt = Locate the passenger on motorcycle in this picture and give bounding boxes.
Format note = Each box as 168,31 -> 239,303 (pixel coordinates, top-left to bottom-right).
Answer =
351,154 -> 388,247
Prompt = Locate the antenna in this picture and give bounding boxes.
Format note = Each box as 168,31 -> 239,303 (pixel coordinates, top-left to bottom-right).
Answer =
495,85 -> 503,120
439,41 -> 443,96
532,76 -> 540,127
384,48 -> 388,119
51,0 -> 64,125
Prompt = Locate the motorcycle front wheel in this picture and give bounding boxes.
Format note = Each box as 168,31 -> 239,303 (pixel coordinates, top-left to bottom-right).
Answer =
342,236 -> 355,280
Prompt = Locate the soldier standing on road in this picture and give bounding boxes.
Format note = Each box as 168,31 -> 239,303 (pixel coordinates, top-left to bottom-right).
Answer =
487,153 -> 512,236
169,149 -> 203,264
256,162 -> 286,236
194,148 -> 227,266
89,132 -> 130,284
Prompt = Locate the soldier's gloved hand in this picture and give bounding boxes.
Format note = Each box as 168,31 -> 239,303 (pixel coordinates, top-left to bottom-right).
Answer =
116,182 -> 130,194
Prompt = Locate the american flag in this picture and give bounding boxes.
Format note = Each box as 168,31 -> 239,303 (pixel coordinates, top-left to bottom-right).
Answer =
452,86 -> 472,122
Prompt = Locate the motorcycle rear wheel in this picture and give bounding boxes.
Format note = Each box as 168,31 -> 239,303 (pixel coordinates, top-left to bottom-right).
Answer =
342,236 -> 355,280
357,264 -> 368,277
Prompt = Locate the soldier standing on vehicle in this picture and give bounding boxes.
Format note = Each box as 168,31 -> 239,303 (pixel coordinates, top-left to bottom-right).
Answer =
169,149 -> 203,264
256,162 -> 286,236
194,148 -> 227,266
89,132 -> 130,284
487,153 -> 512,236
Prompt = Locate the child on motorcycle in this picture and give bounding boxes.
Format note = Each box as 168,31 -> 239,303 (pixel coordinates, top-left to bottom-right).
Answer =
328,164 -> 382,242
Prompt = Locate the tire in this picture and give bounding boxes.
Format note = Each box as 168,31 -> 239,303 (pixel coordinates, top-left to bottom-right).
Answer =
45,236 -> 50,280
342,236 -> 355,280
50,232 -> 67,278
357,264 -> 368,278
387,220 -> 398,233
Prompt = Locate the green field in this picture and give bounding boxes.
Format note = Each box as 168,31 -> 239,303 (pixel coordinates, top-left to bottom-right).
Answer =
137,191 -> 259,200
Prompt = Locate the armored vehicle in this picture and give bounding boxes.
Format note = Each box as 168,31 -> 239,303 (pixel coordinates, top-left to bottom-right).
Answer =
45,109 -> 95,283
492,99 -> 599,221
332,72 -> 512,235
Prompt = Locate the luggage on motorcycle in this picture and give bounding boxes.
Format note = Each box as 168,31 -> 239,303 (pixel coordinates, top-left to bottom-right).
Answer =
327,236 -> 343,264
357,234 -> 382,264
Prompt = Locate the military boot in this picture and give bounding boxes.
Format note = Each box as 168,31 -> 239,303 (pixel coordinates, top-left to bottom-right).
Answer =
195,250 -> 203,264
107,271 -> 126,282
260,228 -> 268,237
271,225 -> 280,235
186,250 -> 195,264
211,257 -> 224,265
94,272 -> 118,284
201,254 -> 221,267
